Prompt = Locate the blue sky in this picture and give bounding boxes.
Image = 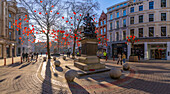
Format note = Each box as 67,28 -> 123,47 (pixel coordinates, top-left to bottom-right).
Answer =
97,0 -> 127,14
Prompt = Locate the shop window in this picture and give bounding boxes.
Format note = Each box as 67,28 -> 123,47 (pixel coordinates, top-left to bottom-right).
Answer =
149,14 -> 154,22
161,13 -> 166,21
149,27 -> 154,37
161,27 -> 166,36
9,22 -> 12,29
9,32 -> 12,40
139,28 -> 143,37
161,0 -> 166,7
130,17 -> 134,24
149,1 -> 154,9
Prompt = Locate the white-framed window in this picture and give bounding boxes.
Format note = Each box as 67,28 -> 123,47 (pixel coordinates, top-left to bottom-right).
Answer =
110,14 -> 113,20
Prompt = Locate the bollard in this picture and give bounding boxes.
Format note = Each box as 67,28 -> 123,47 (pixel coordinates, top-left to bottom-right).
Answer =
12,56 -> 14,64
113,56 -> 115,61
21,57 -> 22,64
4,58 -> 6,66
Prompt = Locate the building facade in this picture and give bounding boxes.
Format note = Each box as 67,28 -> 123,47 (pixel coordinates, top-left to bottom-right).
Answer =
0,0 -> 17,59
97,11 -> 107,54
107,0 -> 170,60
15,7 -> 29,56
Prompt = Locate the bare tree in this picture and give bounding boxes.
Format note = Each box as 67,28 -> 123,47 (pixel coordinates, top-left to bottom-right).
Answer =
65,0 -> 99,58
18,0 -> 66,59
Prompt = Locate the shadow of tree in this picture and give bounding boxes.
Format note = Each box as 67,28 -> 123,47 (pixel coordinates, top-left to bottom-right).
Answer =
8,62 -> 22,67
0,79 -> 6,83
42,59 -> 53,94
67,81 -> 90,94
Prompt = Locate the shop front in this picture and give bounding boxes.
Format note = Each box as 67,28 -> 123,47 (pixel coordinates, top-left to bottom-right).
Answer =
149,44 -> 167,60
133,44 -> 144,59
112,43 -> 127,58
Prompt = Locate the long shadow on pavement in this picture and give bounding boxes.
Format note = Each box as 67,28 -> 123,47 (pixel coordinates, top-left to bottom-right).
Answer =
7,62 -> 22,67
55,67 -> 63,72
42,59 -> 53,94
19,63 -> 30,69
67,81 -> 90,94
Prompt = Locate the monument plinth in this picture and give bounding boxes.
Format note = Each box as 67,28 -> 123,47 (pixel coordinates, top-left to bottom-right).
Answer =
74,38 -> 105,71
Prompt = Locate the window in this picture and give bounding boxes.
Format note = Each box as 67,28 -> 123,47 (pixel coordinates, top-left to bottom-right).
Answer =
123,31 -> 126,40
109,8 -> 111,11
18,38 -> 21,44
104,28 -> 106,34
18,29 -> 21,35
139,5 -> 143,11
149,27 -> 154,37
9,32 -> 12,40
161,13 -> 166,21
104,20 -> 106,25
133,0 -> 136,2
124,3 -> 127,6
9,22 -> 12,29
161,0 -> 166,7
130,29 -> 134,36
112,7 -> 115,10
139,15 -> 143,23
110,23 -> 112,30
110,33 -> 112,41
161,27 -> 166,36
149,14 -> 154,22
116,21 -> 119,29
130,7 -> 134,13
9,13 -> 11,17
123,10 -> 126,16
130,17 -> 134,24
123,19 -> 126,27
100,21 -> 102,26
101,29 -> 103,35
149,1 -> 154,9
139,28 -> 143,37
110,14 -> 113,20
120,4 -> 123,7
117,12 -> 119,18
117,5 -> 119,8
116,32 -> 119,41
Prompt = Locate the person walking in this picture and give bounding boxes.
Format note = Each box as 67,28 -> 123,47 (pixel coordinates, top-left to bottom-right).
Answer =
41,52 -> 42,56
117,53 -> 122,65
103,51 -> 107,61
122,53 -> 126,64
22,52 -> 25,62
46,52 -> 47,57
25,53 -> 28,62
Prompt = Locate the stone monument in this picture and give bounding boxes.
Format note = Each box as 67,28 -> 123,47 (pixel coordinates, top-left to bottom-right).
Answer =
74,13 -> 105,71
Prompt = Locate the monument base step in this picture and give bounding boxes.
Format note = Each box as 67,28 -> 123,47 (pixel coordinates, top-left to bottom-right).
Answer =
74,62 -> 105,71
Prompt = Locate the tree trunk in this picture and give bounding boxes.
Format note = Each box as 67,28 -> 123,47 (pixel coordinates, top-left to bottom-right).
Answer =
46,34 -> 51,59
72,36 -> 76,58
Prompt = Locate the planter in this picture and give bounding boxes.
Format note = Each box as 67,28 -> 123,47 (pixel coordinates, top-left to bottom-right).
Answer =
63,56 -> 66,60
53,57 -> 56,61
129,56 -> 138,62
54,61 -> 60,67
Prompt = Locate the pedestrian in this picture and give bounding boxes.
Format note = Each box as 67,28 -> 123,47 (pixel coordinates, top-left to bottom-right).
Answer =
31,52 -> 34,61
37,53 -> 39,59
68,52 -> 71,57
67,52 -> 69,57
22,52 -> 25,62
25,53 -> 28,62
77,52 -> 79,57
41,52 -> 42,56
122,53 -> 126,64
103,51 -> 107,61
117,53 -> 122,65
46,52 -> 47,57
